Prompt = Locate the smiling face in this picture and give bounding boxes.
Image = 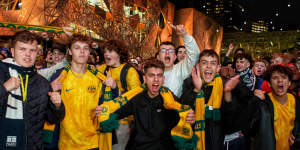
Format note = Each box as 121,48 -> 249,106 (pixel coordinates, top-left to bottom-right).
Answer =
269,71 -> 291,97
11,41 -> 38,67
158,44 -> 176,70
199,55 -> 220,83
69,41 -> 90,64
253,61 -> 266,76
104,48 -> 121,67
236,58 -> 250,72
143,67 -> 165,98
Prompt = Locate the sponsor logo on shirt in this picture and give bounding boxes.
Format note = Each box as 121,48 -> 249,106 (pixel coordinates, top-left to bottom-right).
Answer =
88,86 -> 96,93
66,88 -> 73,92
6,136 -> 17,147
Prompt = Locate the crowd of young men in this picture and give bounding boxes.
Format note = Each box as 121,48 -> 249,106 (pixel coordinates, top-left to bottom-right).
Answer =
0,22 -> 299,150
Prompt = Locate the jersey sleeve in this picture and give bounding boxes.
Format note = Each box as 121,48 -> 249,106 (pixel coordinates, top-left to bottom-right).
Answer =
126,67 -> 141,91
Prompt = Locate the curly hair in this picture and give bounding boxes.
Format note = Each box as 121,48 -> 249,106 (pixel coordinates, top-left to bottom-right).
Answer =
263,65 -> 293,82
102,40 -> 128,63
68,34 -> 92,49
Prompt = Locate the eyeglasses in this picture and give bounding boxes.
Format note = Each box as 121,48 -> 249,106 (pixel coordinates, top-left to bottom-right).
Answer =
160,49 -> 175,53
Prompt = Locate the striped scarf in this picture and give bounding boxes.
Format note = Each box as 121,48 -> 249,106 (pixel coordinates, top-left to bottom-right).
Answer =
237,68 -> 256,91
194,74 -> 223,150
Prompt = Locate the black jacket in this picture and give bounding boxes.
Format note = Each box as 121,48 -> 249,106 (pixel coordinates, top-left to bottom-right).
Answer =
249,94 -> 300,150
115,91 -> 179,150
180,75 -> 254,150
0,61 -> 65,150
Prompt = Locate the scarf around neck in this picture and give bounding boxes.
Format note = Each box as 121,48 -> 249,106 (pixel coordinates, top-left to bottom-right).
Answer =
1,58 -> 35,120
99,85 -> 198,150
194,74 -> 223,150
237,68 -> 256,91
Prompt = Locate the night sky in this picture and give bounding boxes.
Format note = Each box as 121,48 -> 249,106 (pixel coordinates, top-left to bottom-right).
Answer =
169,0 -> 300,31
245,0 -> 300,27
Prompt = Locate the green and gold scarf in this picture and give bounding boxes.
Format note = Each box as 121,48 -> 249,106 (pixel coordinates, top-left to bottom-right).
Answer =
100,85 -> 198,150
194,74 -> 223,150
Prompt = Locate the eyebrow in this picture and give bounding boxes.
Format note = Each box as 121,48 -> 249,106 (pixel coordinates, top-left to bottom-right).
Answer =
200,60 -> 217,62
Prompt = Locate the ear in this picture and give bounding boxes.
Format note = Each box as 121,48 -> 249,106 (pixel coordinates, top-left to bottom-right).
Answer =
143,74 -> 146,83
10,48 -> 15,57
288,80 -> 291,87
157,53 -> 162,61
117,53 -> 121,63
267,81 -> 271,88
68,48 -> 72,55
246,61 -> 250,68
216,64 -> 221,73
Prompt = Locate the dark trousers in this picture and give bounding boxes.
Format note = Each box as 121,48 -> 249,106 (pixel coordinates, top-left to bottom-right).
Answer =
223,136 -> 247,150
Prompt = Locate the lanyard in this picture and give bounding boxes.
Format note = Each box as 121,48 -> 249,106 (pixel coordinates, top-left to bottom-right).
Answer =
18,74 -> 29,102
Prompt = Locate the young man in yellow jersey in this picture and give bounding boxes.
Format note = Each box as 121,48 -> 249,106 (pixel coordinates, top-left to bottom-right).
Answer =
97,40 -> 141,150
250,65 -> 300,150
57,34 -> 118,150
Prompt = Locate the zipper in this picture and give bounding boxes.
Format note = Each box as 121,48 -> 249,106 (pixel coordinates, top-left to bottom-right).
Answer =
20,74 -> 28,150
23,99 -> 27,150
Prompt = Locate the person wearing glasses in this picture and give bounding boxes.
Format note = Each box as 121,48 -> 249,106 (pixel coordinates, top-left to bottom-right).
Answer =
157,22 -> 200,97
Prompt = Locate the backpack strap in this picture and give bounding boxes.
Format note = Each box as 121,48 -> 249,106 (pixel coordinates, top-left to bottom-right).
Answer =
103,65 -> 109,76
120,63 -> 132,92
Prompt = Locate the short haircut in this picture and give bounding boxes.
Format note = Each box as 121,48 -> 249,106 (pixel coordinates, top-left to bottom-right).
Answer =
68,34 -> 92,49
143,59 -> 165,74
11,30 -> 38,48
199,49 -> 220,64
234,48 -> 245,56
159,41 -> 175,50
175,45 -> 185,55
102,40 -> 128,63
235,53 -> 253,68
52,42 -> 66,54
263,65 -> 293,82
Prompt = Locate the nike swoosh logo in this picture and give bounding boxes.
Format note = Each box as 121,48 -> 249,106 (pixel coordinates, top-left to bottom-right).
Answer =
66,89 -> 73,92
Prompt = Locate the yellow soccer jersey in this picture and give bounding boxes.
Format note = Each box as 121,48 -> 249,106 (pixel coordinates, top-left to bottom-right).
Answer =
58,70 -> 102,150
97,63 -> 141,93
